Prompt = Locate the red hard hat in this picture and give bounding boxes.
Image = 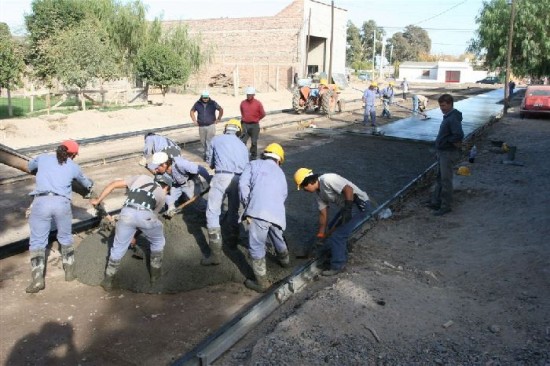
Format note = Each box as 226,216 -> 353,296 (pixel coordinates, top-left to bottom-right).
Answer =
62,140 -> 79,154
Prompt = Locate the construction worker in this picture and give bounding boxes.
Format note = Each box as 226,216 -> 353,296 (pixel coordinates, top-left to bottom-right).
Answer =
150,151 -> 211,217
400,78 -> 409,100
202,119 -> 249,265
240,87 -> 266,160
363,82 -> 381,135
239,143 -> 289,292
294,168 -> 374,276
90,174 -> 173,291
412,94 -> 429,114
141,133 -> 181,169
381,81 -> 395,118
426,94 -> 464,216
190,90 -> 223,161
26,140 -> 94,293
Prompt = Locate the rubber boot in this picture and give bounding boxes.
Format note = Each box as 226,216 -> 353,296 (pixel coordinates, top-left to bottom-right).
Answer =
150,251 -> 163,285
245,258 -> 270,293
100,259 -> 120,291
60,244 -> 76,281
201,228 -> 222,266
277,250 -> 291,268
25,250 -> 46,293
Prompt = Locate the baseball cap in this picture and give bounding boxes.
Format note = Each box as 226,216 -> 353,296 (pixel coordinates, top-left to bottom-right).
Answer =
201,90 -> 210,98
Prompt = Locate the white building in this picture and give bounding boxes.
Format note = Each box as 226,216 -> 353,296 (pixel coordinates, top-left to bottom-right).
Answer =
399,61 -> 488,83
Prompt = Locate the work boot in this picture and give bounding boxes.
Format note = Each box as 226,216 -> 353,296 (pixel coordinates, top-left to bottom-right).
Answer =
321,267 -> 344,277
60,244 -> 76,281
100,259 -> 120,291
150,251 -> 163,285
130,244 -> 145,260
244,258 -> 270,293
277,250 -> 291,268
201,228 -> 222,266
25,250 -> 46,294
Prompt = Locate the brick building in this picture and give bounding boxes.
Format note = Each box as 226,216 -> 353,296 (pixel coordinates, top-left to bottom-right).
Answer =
163,0 -> 347,94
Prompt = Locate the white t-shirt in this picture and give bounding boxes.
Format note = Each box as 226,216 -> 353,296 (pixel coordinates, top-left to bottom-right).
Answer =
316,173 -> 369,211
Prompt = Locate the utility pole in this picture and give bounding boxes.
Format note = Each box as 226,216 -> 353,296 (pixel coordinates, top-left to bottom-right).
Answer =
372,29 -> 376,79
304,8 -> 311,77
504,0 -> 516,114
328,1 -> 334,83
389,44 -> 394,66
379,37 -> 385,78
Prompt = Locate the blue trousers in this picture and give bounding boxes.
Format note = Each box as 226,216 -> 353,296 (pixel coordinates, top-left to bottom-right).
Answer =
248,218 -> 287,260
381,99 -> 392,117
363,105 -> 376,127
110,207 -> 165,261
29,196 -> 73,251
206,173 -> 241,229
326,203 -> 371,270
166,176 -> 207,211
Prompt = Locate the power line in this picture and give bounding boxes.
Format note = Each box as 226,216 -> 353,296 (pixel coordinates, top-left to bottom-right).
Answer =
413,0 -> 469,26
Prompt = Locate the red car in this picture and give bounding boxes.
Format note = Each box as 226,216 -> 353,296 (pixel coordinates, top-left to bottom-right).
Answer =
520,85 -> 550,119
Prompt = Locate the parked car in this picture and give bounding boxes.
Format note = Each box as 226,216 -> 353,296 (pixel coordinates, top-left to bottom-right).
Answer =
476,76 -> 501,84
358,73 -> 370,81
520,85 -> 550,119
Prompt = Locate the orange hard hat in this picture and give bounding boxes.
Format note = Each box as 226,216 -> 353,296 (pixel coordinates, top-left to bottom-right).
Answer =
62,140 -> 79,154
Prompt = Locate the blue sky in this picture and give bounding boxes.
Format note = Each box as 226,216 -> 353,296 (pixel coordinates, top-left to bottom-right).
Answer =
0,0 -> 485,56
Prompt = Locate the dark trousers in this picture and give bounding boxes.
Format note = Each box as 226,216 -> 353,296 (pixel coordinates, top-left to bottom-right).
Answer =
241,122 -> 260,159
431,149 -> 461,210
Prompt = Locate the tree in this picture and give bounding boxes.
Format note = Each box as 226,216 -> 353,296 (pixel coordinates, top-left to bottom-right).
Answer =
48,19 -> 120,110
361,20 -> 385,65
0,23 -> 25,117
346,21 -> 363,67
389,25 -> 431,62
469,0 -> 550,78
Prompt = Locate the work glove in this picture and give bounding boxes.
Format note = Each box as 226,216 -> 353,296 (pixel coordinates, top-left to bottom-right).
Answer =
138,157 -> 147,167
164,207 -> 178,219
342,200 -> 353,224
84,182 -> 94,199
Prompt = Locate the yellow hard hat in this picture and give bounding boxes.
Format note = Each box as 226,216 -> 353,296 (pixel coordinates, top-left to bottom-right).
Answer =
294,168 -> 313,190
389,81 -> 395,86
370,82 -> 378,87
225,118 -> 242,132
457,166 -> 471,176
319,79 -> 328,86
264,143 -> 285,164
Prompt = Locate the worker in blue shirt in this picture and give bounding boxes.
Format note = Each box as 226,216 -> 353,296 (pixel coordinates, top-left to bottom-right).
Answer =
380,82 -> 395,118
202,119 -> 249,265
239,143 -> 288,292
363,82 -> 381,135
90,174 -> 173,290
150,152 -> 211,217
142,133 -> 181,165
26,140 -> 93,293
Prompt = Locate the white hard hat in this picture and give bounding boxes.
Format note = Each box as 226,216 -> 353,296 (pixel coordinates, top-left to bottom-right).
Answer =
201,90 -> 209,98
245,86 -> 256,95
152,152 -> 169,165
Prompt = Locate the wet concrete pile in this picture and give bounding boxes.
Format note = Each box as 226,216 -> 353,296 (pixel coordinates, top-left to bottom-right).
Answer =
75,132 -> 436,293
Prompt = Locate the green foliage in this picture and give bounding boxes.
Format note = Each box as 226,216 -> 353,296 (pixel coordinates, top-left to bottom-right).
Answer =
136,43 -> 187,95
0,24 -> 25,90
469,0 -> 550,78
346,20 -> 384,66
48,19 -> 120,89
389,25 -> 431,62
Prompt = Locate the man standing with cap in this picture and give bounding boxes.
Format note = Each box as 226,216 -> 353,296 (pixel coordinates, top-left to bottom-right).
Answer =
90,174 -> 173,291
190,90 -> 224,161
240,86 -> 266,160
239,143 -> 289,292
26,140 -> 94,293
202,119 -> 249,265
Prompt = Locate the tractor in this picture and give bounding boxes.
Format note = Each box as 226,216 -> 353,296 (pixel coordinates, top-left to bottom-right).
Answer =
292,80 -> 344,116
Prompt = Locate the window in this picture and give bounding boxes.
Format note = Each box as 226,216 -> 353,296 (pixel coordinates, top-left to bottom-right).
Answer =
422,70 -> 430,77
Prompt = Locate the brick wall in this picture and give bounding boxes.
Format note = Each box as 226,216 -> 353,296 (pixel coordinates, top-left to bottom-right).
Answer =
163,0 -> 305,95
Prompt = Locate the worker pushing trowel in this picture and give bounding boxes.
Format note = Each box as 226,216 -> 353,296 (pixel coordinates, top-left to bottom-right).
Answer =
391,94 -> 432,120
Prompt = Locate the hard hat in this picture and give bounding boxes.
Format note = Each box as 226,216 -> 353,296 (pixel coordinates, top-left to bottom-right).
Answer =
370,82 -> 378,87
294,168 -> 313,190
154,173 -> 173,188
225,118 -> 242,132
245,86 -> 256,95
457,166 -> 471,176
61,140 -> 79,154
319,79 -> 328,86
389,81 -> 395,86
264,143 -> 285,164
201,90 -> 210,98
152,151 -> 169,165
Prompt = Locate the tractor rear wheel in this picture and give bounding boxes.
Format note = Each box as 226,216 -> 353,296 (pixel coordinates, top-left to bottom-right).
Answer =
292,88 -> 303,114
321,90 -> 333,115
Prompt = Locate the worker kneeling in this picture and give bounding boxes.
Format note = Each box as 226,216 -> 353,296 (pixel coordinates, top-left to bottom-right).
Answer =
239,143 -> 289,292
90,174 -> 173,291
294,168 -> 374,276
